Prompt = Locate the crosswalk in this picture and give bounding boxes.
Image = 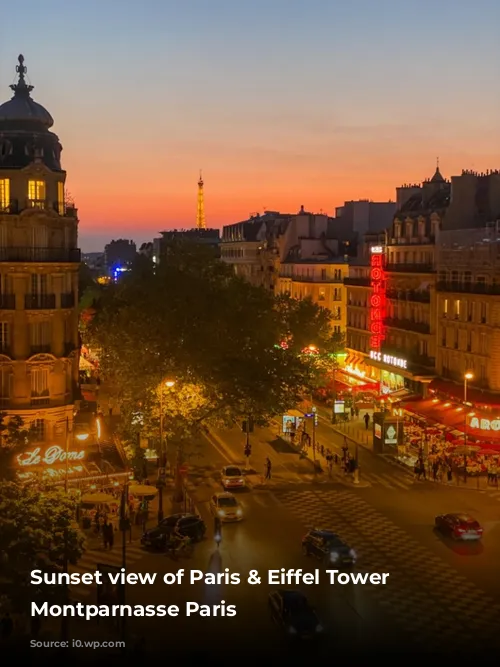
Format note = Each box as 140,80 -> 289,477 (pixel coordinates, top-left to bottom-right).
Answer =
69,541 -> 145,599
187,465 -> 416,493
479,488 -> 500,503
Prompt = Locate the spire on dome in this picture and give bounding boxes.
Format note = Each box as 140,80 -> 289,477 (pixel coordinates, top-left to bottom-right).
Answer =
10,55 -> 34,96
430,158 -> 445,184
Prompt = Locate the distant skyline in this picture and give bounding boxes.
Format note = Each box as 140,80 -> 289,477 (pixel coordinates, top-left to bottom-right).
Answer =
1,0 -> 499,252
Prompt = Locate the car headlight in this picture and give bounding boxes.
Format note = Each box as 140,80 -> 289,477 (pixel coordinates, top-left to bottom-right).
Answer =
218,510 -> 225,517
349,549 -> 357,559
238,478 -> 244,483
224,479 -> 229,484
288,626 -> 297,634
236,508 -> 242,516
315,624 -> 323,633
330,552 -> 339,562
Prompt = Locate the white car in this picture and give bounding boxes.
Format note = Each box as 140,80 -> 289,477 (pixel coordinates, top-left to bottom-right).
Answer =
210,492 -> 243,522
221,465 -> 245,490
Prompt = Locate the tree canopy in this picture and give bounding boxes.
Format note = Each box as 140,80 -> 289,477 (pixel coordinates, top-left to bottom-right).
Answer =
0,481 -> 84,595
87,244 -> 342,445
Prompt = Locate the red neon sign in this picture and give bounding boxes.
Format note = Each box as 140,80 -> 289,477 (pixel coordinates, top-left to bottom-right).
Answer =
369,250 -> 386,349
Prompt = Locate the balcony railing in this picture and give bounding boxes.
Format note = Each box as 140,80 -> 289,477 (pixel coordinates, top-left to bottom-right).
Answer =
387,235 -> 435,246
386,263 -> 434,273
25,294 -> 56,310
387,289 -> 431,303
61,292 -> 75,308
31,395 -> 50,406
3,199 -> 77,218
0,294 -> 16,309
279,275 -> 343,283
385,317 -> 431,334
0,247 -> 81,263
30,344 -> 51,355
344,277 -> 371,287
436,280 -> 500,295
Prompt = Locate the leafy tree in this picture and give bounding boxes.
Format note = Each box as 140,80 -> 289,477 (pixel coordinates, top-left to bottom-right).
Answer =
0,481 -> 85,598
86,244 -> 335,448
0,414 -> 38,479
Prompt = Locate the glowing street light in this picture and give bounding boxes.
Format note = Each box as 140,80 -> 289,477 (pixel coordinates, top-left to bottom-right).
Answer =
75,433 -> 89,441
463,372 -> 474,483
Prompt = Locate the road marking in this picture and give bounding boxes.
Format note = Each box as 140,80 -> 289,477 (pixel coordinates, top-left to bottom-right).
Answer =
204,430 -> 233,464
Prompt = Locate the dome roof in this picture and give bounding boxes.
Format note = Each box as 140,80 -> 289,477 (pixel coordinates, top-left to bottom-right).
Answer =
0,55 -> 53,128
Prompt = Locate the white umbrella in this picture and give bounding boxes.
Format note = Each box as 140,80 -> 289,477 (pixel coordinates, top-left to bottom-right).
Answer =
81,492 -> 116,504
128,484 -> 158,497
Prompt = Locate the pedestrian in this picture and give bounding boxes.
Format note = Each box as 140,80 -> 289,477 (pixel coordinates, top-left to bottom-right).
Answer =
1,613 -> 13,640
355,406 -> 360,418
447,466 -> 453,484
109,406 -> 113,417
350,406 -> 355,418
432,462 -> 438,482
364,413 -> 370,430
103,521 -> 113,550
265,457 -> 272,480
334,453 -> 338,465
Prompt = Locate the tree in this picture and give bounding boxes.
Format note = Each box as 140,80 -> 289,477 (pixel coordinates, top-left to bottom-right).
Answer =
0,480 -> 85,603
86,244 -> 334,446
0,413 -> 37,479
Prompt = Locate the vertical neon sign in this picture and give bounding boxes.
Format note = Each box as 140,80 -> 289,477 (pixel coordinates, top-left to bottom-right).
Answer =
369,246 -> 386,350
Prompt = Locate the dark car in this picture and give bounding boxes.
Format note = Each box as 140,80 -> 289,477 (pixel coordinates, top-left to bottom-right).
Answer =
141,513 -> 206,549
268,590 -> 323,640
302,529 -> 357,565
434,513 -> 483,541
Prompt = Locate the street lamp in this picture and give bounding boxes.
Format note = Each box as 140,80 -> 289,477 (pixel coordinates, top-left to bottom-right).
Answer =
463,372 -> 474,483
158,379 -> 176,521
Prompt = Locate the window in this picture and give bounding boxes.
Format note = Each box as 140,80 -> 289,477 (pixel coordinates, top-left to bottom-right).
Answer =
57,182 -> 65,215
32,418 -> 45,440
480,303 -> 487,324
31,368 -> 49,397
29,321 -> 51,348
0,368 -> 11,400
0,322 -> 9,352
31,274 -> 48,295
454,299 -> 460,319
443,299 -> 448,317
0,179 -> 10,210
28,180 -> 46,206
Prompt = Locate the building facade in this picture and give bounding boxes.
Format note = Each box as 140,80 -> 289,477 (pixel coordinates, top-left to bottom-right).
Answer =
0,55 -> 80,443
436,226 -> 500,392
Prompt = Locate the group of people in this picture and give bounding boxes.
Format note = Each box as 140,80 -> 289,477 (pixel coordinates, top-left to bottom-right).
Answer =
94,510 -> 115,549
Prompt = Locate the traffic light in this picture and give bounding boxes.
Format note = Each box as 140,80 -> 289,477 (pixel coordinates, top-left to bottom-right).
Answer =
244,444 -> 251,458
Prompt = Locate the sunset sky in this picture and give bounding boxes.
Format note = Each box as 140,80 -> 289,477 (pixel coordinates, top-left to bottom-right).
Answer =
1,0 -> 499,251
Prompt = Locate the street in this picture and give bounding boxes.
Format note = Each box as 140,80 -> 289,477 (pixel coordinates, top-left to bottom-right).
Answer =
65,418 -> 500,657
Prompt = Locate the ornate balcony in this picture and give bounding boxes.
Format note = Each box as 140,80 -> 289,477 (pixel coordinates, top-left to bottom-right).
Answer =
0,247 -> 80,263
25,294 -> 56,310
436,281 -> 500,295
0,294 -> 16,309
344,277 -> 371,287
3,199 -> 78,218
386,263 -> 434,273
61,292 -> 75,308
387,289 -> 431,303
385,317 -> 431,334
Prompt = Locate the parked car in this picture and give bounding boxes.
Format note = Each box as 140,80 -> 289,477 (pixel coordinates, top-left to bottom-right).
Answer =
302,529 -> 357,565
434,513 -> 483,540
141,513 -> 206,549
221,466 -> 245,490
268,590 -> 323,640
209,492 -> 243,521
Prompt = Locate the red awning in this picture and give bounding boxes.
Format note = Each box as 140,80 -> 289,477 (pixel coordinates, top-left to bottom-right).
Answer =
429,378 -> 500,409
402,398 -> 500,443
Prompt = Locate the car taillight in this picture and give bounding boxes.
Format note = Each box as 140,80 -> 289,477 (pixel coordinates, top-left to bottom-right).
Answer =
456,528 -> 465,532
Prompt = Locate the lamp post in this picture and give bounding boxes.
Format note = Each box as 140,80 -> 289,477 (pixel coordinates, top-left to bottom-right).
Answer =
158,379 -> 175,522
463,372 -> 473,483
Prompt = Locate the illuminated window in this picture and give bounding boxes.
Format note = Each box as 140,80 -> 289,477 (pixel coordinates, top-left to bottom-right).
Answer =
28,180 -> 46,207
0,179 -> 10,210
443,298 -> 448,316
454,299 -> 460,318
32,418 -> 45,440
57,182 -> 65,215
31,368 -> 49,397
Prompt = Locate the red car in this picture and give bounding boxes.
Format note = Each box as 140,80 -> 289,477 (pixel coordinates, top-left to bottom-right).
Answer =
434,513 -> 483,541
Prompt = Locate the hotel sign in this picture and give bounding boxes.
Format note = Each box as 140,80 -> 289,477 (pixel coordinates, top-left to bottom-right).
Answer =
17,446 -> 86,467
369,246 -> 386,350
369,350 -> 407,370
469,417 -> 500,432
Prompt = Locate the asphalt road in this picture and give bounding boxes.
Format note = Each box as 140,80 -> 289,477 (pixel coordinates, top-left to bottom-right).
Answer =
62,419 -> 500,659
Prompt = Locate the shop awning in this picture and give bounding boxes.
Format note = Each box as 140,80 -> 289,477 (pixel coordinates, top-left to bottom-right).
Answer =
429,378 -> 500,409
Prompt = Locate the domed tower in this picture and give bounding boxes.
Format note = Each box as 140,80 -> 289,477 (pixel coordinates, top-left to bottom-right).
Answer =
0,55 -> 80,446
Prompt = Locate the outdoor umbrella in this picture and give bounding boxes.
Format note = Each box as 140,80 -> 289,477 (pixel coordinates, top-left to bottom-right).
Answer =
128,484 -> 159,497
81,492 -> 116,504
477,448 -> 500,456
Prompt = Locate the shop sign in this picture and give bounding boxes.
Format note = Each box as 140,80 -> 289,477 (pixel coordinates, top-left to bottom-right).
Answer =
17,445 -> 86,467
369,247 -> 386,350
469,417 -> 500,431
369,351 -> 408,369
384,424 -> 398,445
334,400 -> 345,414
